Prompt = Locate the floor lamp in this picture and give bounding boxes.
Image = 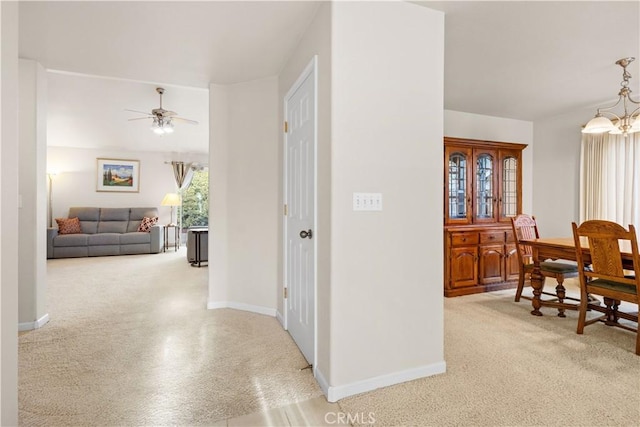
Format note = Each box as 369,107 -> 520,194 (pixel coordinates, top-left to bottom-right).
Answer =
161,193 -> 181,226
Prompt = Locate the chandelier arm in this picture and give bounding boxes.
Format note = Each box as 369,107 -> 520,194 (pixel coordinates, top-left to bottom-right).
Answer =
595,95 -> 623,116
626,94 -> 640,106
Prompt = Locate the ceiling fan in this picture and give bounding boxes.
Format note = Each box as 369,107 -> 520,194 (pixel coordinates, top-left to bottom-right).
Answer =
125,87 -> 198,135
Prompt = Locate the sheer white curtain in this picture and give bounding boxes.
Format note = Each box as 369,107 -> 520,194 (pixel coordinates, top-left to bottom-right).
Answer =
580,132 -> 640,227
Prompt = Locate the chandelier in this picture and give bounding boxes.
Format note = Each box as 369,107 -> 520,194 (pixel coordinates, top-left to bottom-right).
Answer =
582,57 -> 640,137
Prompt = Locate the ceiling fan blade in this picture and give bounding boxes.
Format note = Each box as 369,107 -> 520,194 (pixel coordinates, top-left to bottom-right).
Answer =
124,109 -> 152,116
127,117 -> 152,121
172,117 -> 199,125
162,110 -> 178,117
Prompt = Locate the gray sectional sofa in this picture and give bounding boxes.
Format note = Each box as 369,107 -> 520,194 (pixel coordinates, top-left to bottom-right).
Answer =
47,207 -> 164,259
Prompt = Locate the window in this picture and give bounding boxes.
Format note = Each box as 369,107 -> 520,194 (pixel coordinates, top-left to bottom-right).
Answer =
180,168 -> 209,229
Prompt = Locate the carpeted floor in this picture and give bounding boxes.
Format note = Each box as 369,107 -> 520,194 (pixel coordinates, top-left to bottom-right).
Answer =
19,249 -> 323,426
20,251 -> 640,426
339,284 -> 640,426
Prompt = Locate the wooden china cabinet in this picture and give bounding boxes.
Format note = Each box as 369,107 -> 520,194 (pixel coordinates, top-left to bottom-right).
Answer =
444,137 -> 527,297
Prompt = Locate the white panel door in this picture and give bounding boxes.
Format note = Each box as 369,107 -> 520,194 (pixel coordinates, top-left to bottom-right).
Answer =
284,61 -> 315,365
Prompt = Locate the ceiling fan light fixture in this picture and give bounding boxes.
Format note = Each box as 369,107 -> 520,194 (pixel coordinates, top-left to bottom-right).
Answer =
163,119 -> 174,134
126,87 -> 199,136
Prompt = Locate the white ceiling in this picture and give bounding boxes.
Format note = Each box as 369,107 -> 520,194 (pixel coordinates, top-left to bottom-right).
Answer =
19,1 -> 322,87
421,1 -> 640,121
18,1 -> 640,154
46,71 -> 210,153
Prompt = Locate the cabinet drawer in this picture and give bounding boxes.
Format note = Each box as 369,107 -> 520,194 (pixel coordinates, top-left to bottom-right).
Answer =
480,231 -> 505,244
451,232 -> 479,246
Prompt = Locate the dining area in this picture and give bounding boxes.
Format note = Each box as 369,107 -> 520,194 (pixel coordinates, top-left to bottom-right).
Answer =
512,214 -> 640,356
444,127 -> 640,357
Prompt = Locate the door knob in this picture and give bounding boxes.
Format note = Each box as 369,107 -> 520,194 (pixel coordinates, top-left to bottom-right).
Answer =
299,229 -> 313,239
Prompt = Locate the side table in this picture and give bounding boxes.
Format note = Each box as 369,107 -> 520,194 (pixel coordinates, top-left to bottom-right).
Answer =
164,224 -> 179,252
189,228 -> 208,267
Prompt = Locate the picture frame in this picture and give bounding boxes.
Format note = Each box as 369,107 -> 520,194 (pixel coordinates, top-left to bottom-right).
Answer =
96,158 -> 140,193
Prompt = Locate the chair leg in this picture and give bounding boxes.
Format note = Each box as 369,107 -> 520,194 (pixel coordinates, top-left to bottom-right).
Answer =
603,297 -> 620,326
515,269 -> 525,302
577,299 -> 587,334
555,276 -> 566,318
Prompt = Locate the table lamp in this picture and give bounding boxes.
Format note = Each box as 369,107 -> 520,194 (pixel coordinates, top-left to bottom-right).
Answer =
161,193 -> 181,226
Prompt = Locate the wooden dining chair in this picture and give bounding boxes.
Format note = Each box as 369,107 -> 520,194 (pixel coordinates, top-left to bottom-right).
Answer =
572,220 -> 640,355
511,214 -> 579,310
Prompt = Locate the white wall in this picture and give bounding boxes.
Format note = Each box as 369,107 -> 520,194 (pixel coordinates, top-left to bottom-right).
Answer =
444,110 -> 534,214
0,2 -> 19,423
47,146 -> 207,229
532,109 -> 587,236
209,77 -> 280,314
328,1 -> 445,400
209,84 -> 230,304
18,59 -> 48,330
278,0 -> 332,383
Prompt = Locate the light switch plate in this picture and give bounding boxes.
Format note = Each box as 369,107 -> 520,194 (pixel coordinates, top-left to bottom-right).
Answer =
353,192 -> 383,211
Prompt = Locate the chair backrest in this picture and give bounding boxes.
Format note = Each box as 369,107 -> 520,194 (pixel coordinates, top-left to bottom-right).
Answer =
511,214 -> 541,265
571,220 -> 640,289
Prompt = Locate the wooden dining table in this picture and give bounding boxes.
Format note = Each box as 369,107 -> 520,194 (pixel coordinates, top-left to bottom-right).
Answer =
518,237 -> 635,316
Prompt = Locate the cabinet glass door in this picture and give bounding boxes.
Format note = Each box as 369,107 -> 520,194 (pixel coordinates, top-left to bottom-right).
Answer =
448,152 -> 468,220
476,154 -> 494,220
501,156 -> 518,218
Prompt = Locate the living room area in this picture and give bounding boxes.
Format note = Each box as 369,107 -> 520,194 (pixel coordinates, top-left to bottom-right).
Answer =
45,68 -> 210,248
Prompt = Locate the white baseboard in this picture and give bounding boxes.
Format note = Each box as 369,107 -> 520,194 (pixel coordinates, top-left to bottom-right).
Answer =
207,300 -> 276,317
18,313 -> 50,332
315,367 -> 331,398
320,361 -> 446,402
276,310 -> 284,327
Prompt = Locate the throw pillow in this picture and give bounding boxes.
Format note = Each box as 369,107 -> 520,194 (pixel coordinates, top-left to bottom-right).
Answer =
56,217 -> 83,235
138,216 -> 158,232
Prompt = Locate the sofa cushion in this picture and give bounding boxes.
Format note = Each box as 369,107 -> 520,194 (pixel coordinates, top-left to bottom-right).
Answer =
128,208 -> 159,232
68,207 -> 100,221
137,216 -> 158,232
100,208 -> 130,221
87,233 -> 120,245
120,232 -> 151,245
53,234 -> 88,247
56,217 -> 83,235
96,208 -> 129,233
98,221 -> 128,233
68,207 -> 100,234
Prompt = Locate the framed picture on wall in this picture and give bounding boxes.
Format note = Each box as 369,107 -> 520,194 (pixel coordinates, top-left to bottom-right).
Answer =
96,158 -> 140,192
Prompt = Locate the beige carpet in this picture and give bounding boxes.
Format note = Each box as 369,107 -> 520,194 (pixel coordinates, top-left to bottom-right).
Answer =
20,252 -> 640,426
340,282 -> 640,426
20,249 -> 323,426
